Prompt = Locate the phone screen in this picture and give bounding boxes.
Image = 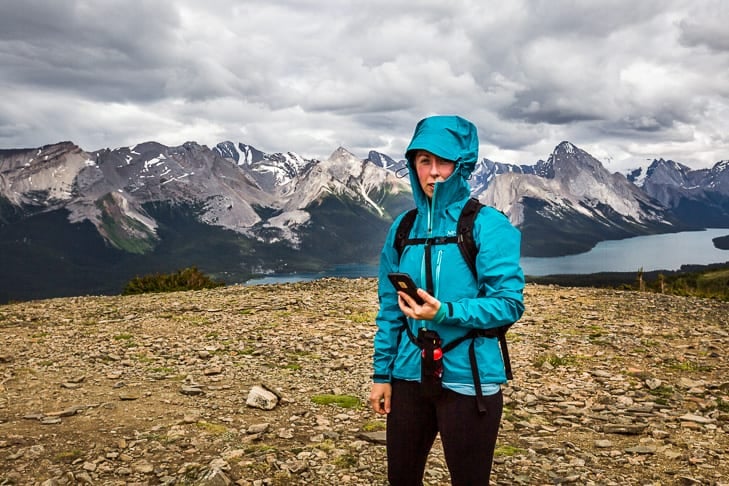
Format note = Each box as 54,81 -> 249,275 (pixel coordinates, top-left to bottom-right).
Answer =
387,272 -> 424,305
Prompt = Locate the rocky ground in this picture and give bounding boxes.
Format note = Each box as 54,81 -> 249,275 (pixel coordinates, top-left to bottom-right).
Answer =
0,279 -> 728,485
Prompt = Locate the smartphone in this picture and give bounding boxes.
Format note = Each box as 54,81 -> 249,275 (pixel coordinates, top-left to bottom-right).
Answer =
387,272 -> 424,305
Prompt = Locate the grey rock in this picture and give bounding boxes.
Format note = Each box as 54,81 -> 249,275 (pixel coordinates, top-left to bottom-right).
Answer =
246,385 -> 279,410
358,431 -> 387,445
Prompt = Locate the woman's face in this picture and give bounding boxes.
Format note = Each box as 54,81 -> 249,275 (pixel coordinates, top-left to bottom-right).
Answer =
414,150 -> 456,199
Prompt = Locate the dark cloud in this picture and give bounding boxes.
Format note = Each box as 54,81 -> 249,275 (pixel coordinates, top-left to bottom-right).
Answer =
0,0 -> 727,170
0,0 -> 183,102
499,89 -> 604,125
678,4 -> 729,52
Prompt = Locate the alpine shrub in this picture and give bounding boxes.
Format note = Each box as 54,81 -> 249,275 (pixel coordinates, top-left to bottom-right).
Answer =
122,266 -> 225,295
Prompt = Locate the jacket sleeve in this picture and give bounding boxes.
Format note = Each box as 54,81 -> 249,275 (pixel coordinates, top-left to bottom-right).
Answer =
372,218 -> 406,383
434,208 -> 525,329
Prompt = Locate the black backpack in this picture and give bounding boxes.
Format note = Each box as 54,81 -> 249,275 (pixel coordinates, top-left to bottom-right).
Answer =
393,198 -> 514,411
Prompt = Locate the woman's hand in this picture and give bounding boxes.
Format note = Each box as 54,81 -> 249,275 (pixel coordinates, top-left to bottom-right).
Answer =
397,288 -> 441,320
369,383 -> 392,415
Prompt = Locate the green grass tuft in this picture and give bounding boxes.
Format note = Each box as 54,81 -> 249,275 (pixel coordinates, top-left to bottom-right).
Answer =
310,394 -> 361,408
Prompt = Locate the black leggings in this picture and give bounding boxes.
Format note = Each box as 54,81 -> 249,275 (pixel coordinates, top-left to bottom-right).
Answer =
386,379 -> 503,486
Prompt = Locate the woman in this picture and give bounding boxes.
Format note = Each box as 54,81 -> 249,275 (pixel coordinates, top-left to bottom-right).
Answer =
369,115 -> 525,485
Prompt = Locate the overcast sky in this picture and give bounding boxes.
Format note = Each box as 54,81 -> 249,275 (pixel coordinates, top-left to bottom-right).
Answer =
1,1 -> 728,171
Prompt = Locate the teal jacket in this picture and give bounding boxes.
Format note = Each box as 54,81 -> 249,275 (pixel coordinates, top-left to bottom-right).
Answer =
373,116 -> 525,392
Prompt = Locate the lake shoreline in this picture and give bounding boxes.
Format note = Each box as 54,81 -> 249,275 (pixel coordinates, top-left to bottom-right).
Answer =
246,229 -> 729,285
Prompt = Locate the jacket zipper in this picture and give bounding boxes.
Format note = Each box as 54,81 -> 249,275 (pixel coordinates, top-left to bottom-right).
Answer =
422,186 -> 438,296
434,249 -> 443,299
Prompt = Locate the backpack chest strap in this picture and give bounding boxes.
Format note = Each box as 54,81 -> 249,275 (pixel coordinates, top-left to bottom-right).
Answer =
399,236 -> 459,247
402,236 -> 459,295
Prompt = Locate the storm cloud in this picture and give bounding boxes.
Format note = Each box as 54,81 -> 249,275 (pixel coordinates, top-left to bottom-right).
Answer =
1,0 -> 727,170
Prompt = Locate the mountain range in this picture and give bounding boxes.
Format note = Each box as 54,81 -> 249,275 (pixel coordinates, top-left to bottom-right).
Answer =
1,138 -> 728,302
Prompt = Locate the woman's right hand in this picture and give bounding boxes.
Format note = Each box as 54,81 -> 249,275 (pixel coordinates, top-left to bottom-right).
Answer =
369,383 -> 392,415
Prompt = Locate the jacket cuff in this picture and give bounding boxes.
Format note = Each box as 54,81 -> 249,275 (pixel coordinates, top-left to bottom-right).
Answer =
372,374 -> 391,383
432,303 -> 448,324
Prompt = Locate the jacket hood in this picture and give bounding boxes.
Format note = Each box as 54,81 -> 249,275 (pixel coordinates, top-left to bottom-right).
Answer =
405,115 -> 479,174
404,115 -> 479,210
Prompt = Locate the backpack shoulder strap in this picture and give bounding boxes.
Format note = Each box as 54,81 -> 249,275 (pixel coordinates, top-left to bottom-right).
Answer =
395,198 -> 516,389
394,208 -> 418,259
394,199 -> 484,269
456,197 -> 484,279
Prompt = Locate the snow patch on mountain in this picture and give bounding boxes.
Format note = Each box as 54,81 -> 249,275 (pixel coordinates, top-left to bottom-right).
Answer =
263,210 -> 311,247
214,142 -> 313,188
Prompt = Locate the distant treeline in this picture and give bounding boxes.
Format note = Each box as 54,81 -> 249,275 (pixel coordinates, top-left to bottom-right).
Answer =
714,235 -> 729,250
121,262 -> 729,301
527,261 -> 729,301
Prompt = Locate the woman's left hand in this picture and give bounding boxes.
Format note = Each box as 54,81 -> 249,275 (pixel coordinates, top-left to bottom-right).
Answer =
398,288 -> 441,320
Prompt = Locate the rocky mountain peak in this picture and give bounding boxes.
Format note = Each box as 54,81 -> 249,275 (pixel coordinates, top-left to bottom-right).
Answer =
2,135 -> 728,301
0,141 -> 94,207
479,140 -> 673,256
644,158 -> 692,186
366,150 -> 404,173
712,159 -> 729,174
328,146 -> 359,163
554,140 -> 578,154
549,141 -> 604,177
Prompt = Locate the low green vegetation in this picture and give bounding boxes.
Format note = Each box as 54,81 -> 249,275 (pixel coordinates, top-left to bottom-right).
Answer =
350,311 -> 377,323
494,445 -> 526,457
663,357 -> 712,373
195,421 -> 228,435
533,353 -> 578,368
361,420 -> 386,432
333,453 -> 358,468
55,449 -> 83,463
528,263 -> 729,301
310,394 -> 361,408
122,266 -> 225,295
640,267 -> 729,301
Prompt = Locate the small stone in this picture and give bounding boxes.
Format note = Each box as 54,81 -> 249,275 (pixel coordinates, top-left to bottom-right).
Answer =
132,459 -> 154,473
645,378 -> 662,390
625,445 -> 657,454
247,423 -> 270,434
204,366 -> 223,376
75,472 -> 94,485
679,413 -> 714,424
246,385 -> 279,410
357,431 -> 387,445
602,423 -> 648,435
